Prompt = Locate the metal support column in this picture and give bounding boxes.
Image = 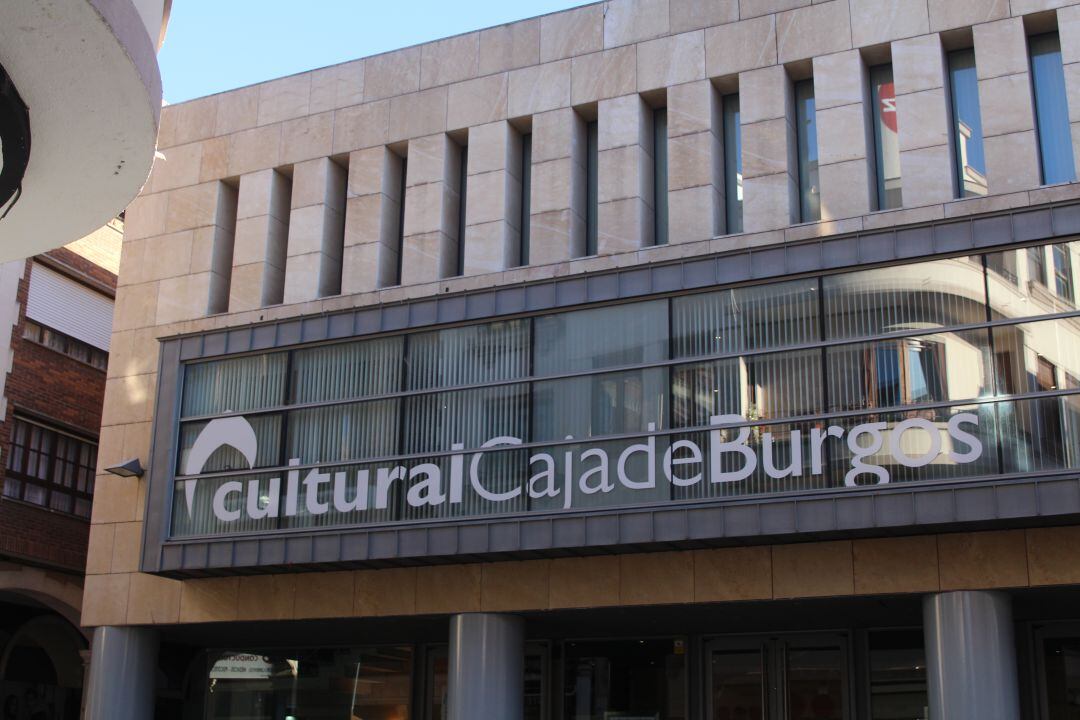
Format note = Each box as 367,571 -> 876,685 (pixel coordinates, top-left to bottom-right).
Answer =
84,626 -> 158,720
447,613 -> 524,720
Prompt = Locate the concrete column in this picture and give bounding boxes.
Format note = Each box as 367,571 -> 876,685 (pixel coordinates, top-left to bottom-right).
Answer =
342,147 -> 405,292
230,168 -> 291,310
667,80 -> 723,242
598,94 -> 655,253
401,134 -> 463,284
740,65 -> 797,232
85,626 -> 158,720
284,157 -> 346,303
893,33 -> 956,207
1057,6 -> 1080,174
447,613 -> 524,720
974,18 -> 1041,195
923,591 -> 1020,720
814,50 -> 874,220
464,121 -> 523,274
530,108 -> 587,264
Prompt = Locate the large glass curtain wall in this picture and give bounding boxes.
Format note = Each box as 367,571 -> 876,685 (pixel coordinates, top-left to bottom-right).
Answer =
173,239 -> 1080,537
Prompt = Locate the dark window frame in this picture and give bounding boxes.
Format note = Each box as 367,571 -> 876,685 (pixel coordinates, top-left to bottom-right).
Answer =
3,415 -> 97,518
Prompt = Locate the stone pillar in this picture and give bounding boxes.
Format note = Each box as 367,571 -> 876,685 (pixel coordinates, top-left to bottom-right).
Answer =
666,80 -> 723,242
598,94 -> 655,253
814,50 -> 874,220
230,168 -> 291,310
85,626 -> 158,720
530,108 -> 587,264
447,613 -> 524,720
284,157 -> 346,303
464,121 -> 523,274
401,134 -> 463,284
740,65 -> 797,232
923,591 -> 1020,720
893,33 -> 956,206
342,147 -> 405,292
974,18 -> 1041,195
1057,6 -> 1080,174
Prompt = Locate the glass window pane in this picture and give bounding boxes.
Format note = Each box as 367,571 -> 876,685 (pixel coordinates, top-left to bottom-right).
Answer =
710,648 -> 765,720
672,279 -> 819,358
178,414 -> 282,474
23,483 -> 46,506
786,645 -> 844,720
988,241 -> 1080,318
993,317 -> 1080,395
868,630 -> 927,720
3,479 -> 21,499
1041,636 -> 1080,720
1000,394 -> 1080,473
673,350 -> 823,427
870,64 -> 902,210
948,48 -> 988,197
533,368 -> 668,442
828,330 -> 993,412
1030,32 -> 1076,185
182,353 -> 288,417
654,107 -> 669,245
286,400 -> 399,465
534,301 -> 667,375
563,639 -> 687,720
823,257 -> 988,339
402,385 -> 529,454
407,319 -> 529,390
795,78 -> 820,222
723,93 -> 743,233
291,336 -> 403,403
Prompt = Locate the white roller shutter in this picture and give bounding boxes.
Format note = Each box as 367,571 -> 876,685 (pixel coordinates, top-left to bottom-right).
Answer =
26,263 -> 113,351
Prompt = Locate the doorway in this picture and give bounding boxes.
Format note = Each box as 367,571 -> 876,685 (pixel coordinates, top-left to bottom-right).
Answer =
706,634 -> 850,720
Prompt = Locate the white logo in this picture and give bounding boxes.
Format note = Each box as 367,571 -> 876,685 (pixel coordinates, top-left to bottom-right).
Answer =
180,413 -> 985,526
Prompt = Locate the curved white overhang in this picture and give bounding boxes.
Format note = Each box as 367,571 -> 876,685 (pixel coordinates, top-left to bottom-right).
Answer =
0,0 -> 164,261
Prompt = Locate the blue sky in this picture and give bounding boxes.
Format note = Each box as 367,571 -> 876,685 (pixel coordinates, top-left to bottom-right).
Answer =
159,1 -> 593,103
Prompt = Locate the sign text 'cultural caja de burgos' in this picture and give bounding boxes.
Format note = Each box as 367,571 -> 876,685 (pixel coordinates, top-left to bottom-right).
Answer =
180,413 -> 984,525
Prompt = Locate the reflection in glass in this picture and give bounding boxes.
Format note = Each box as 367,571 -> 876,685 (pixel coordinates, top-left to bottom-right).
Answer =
291,336 -> 402,403
204,647 -> 413,720
534,301 -> 667,375
673,350 -> 823,426
533,368 -> 668,442
182,353 -> 288,417
795,79 -> 820,222
723,93 -> 743,233
987,242 -> 1079,319
999,395 -> 1080,474
948,49 -> 988,197
563,639 -> 687,720
868,630 -> 927,720
823,258 -> 987,339
993,318 -> 1080,395
1030,33 -> 1076,185
671,279 -> 819,358
870,63 -> 902,210
827,330 -> 993,412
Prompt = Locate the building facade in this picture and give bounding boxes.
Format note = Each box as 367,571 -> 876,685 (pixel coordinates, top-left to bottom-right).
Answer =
89,1 -> 1080,718
0,223 -> 119,719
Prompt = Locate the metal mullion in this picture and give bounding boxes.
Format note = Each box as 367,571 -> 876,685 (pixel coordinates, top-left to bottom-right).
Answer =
176,304 -> 1080,427
174,384 -> 1080,484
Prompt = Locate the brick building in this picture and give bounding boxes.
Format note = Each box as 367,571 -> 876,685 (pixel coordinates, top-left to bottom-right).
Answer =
0,222 -> 119,720
86,1 -> 1080,719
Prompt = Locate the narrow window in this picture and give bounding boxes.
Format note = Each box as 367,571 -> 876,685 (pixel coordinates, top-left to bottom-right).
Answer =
586,120 -> 598,256
455,142 -> 468,277
870,64 -> 902,210
1028,245 -> 1047,286
1030,32 -> 1076,185
208,179 -> 238,314
393,155 -> 407,286
1053,243 -> 1075,300
794,79 -> 820,223
947,49 -> 988,198
653,107 -> 668,245
722,93 -> 743,233
520,132 -> 532,266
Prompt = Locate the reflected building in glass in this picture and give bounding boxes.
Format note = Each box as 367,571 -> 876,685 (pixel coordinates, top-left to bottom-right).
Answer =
84,2 -> 1080,720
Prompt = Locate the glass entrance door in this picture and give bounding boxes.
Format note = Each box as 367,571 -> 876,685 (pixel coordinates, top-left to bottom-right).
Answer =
706,635 -> 850,720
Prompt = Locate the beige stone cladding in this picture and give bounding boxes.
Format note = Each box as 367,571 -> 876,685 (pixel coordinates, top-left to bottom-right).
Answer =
92,0 -> 1080,629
